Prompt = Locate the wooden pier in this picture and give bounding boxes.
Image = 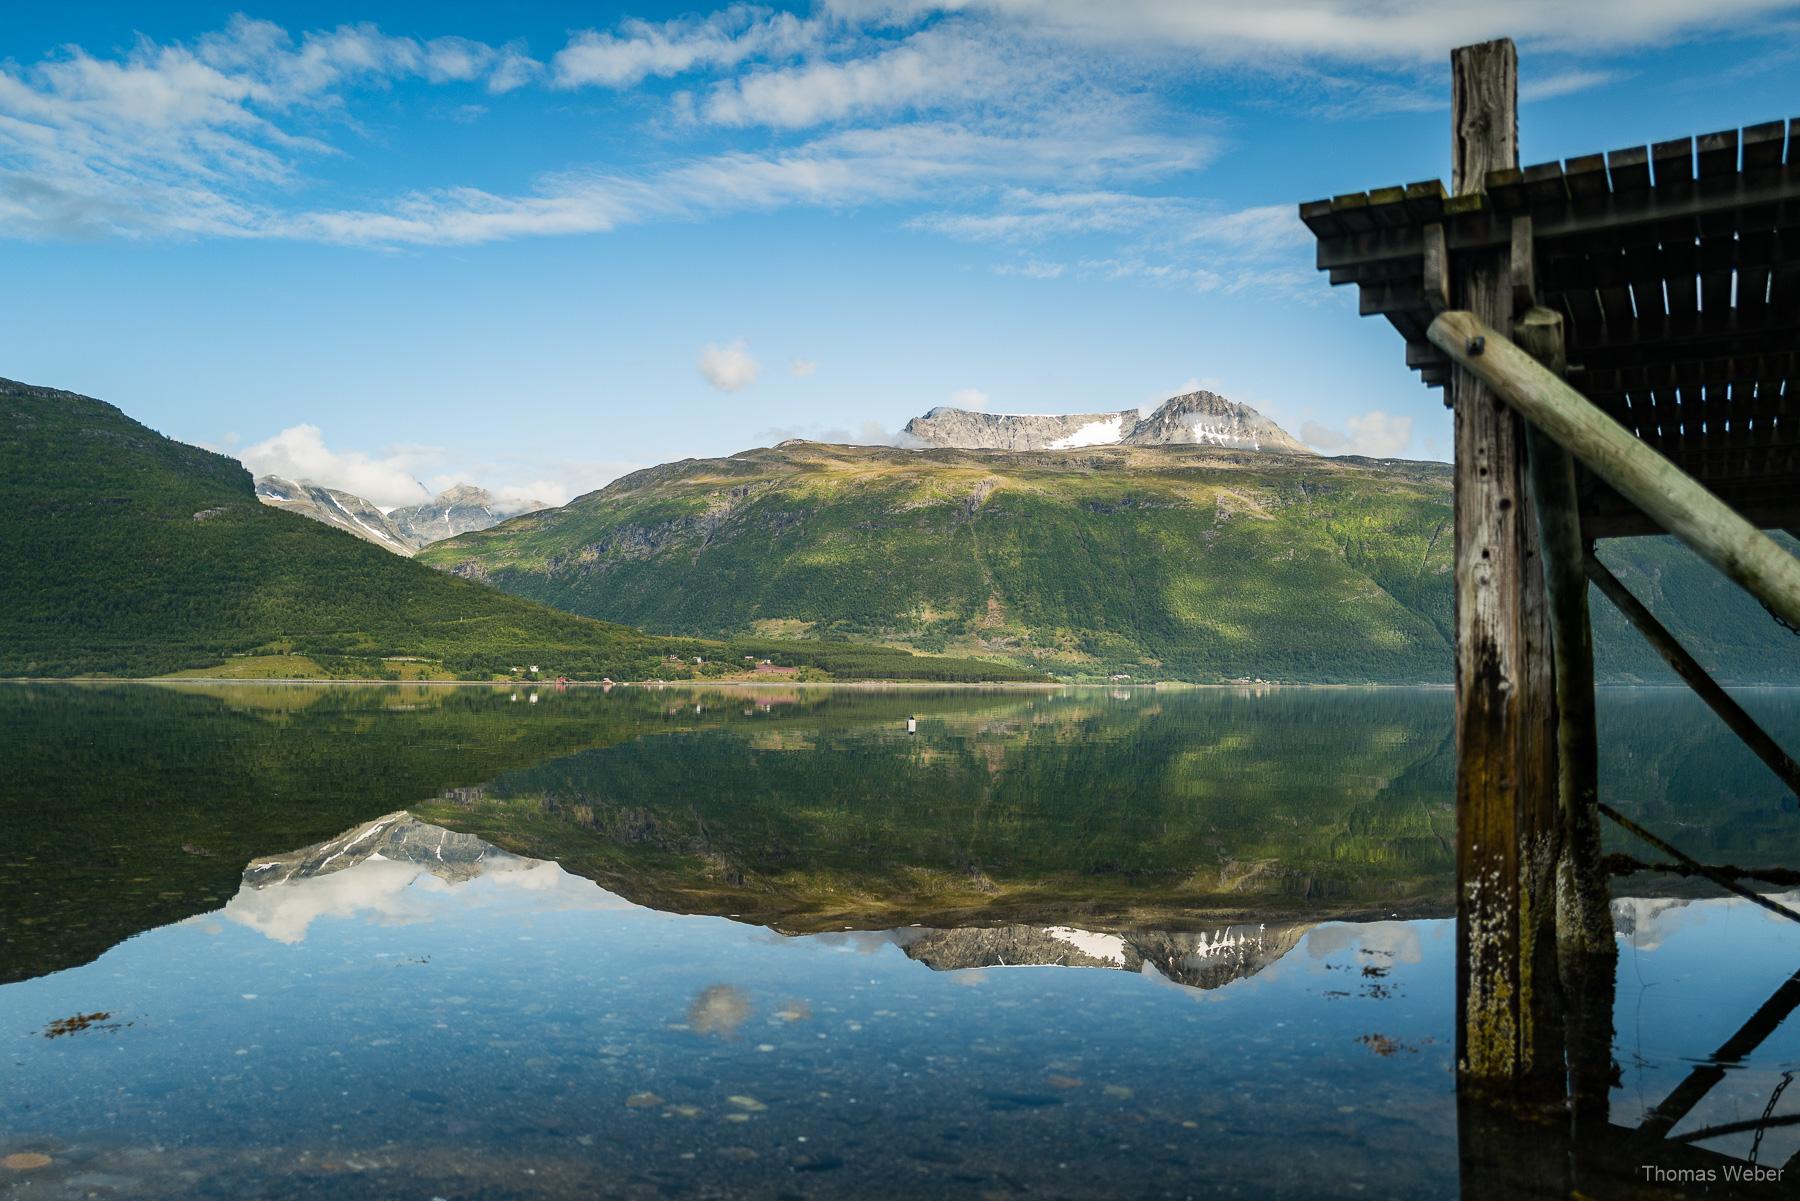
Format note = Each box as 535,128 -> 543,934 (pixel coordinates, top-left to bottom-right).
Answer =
1301,34 -> 1800,1185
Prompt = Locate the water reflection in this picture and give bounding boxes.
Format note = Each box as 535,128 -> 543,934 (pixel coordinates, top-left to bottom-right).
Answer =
3,683 -> 1799,1198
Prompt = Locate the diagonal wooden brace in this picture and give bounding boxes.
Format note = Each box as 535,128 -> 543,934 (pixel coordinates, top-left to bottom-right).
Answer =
1427,309 -> 1800,632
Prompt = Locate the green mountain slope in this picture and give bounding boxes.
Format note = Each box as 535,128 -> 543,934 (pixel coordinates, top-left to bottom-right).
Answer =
0,380 -> 1041,682
418,440 -> 1800,683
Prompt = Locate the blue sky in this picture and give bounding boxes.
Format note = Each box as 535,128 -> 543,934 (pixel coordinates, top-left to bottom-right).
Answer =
3,2 -> 1798,507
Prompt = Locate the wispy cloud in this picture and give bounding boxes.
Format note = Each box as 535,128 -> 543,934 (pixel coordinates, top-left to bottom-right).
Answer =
0,3 -> 1780,266
696,25 -> 1014,128
1521,69 -> 1622,102
824,0 -> 1800,62
277,121 -> 1208,246
0,16 -> 533,240
995,258 -> 1065,278
1301,410 -> 1415,458
552,6 -> 818,89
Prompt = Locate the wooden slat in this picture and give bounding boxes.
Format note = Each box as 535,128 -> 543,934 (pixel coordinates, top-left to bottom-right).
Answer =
1332,191 -> 1374,233
1523,160 -> 1570,209
1486,166 -> 1527,213
1298,198 -> 1342,238
1315,164 -> 1800,272
1653,137 -> 1695,189
1607,145 -> 1651,193
1404,180 -> 1447,223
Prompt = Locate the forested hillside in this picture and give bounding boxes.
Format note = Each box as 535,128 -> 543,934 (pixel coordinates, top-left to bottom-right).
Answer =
419,440 -> 1800,683
0,379 -> 1042,683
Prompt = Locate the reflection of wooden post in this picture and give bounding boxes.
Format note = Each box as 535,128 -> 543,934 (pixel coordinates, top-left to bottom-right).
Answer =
1450,39 -> 1562,1091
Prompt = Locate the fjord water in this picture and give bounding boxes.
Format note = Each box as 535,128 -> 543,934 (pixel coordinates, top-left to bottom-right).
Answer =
2,685 -> 1798,1198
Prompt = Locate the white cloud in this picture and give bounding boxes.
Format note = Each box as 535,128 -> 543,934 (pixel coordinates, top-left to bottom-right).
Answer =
829,1 -> 1800,62
0,16 -> 537,241
790,357 -> 818,377
236,424 -> 436,509
1079,256 -> 1224,293
699,26 -> 1005,128
950,387 -> 989,410
1521,69 -> 1621,102
552,7 -> 818,88
488,44 -> 543,93
756,419 -> 897,445
281,121 -> 1206,247
996,258 -> 1065,278
699,339 -> 760,391
236,424 -> 623,509
1301,410 -> 1415,458
1181,203 -> 1308,254
0,5 -> 1780,253
910,189 -> 1189,243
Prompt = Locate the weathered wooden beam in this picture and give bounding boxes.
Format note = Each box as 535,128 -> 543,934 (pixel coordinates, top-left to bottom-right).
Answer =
1585,554 -> 1800,798
1509,217 -> 1536,314
1310,169 -> 1800,272
1516,308 -> 1610,969
1448,37 -> 1561,1094
1424,222 -> 1450,312
1428,309 -> 1800,633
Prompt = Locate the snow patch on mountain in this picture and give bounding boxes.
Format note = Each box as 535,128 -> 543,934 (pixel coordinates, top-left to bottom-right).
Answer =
902,391 -> 1310,455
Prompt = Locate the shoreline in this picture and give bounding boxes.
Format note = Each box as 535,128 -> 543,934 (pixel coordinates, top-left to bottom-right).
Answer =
16,677 -> 1780,690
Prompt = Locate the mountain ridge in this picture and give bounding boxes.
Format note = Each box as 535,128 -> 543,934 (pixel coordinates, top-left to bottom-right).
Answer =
0,377 -> 1044,683
420,437 -> 1800,684
254,475 -> 547,555
902,390 -> 1312,454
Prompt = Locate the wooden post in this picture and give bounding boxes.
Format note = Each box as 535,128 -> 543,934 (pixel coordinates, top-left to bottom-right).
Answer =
1448,39 -> 1561,1092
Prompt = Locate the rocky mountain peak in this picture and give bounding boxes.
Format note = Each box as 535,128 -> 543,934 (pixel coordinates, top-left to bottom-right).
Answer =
432,482 -> 492,506
253,474 -> 548,555
901,391 -> 1310,454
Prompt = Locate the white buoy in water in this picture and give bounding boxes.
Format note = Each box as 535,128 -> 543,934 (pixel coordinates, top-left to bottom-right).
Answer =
907,716 -> 917,734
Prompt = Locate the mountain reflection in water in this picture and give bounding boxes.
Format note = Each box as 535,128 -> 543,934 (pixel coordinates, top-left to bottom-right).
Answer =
2,683 -> 1799,1199
221,812 -> 1317,994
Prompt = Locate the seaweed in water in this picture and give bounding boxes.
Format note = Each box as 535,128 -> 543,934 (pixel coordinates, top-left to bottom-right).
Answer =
43,1011 -> 128,1038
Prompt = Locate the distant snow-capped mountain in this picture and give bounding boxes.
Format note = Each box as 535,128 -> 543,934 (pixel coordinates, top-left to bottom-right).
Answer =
902,391 -> 1311,455
254,476 -> 548,555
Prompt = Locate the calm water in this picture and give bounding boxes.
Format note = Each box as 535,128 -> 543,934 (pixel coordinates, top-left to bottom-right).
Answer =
2,684 -> 1799,1198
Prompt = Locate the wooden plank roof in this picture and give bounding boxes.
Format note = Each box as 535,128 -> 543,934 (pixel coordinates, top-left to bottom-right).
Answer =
1302,119 -> 1800,533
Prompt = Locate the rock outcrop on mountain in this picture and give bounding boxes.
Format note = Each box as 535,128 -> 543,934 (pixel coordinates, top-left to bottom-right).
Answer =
904,407 -> 1143,451
255,475 -> 416,554
902,391 -> 1311,455
891,921 -> 1311,990
390,484 -> 548,548
253,477 -> 548,555
1125,391 -> 1312,454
